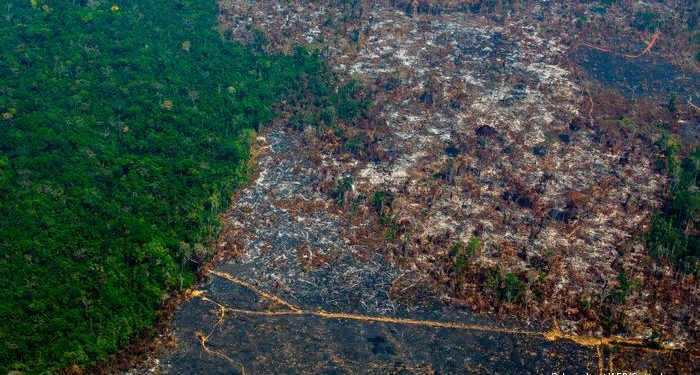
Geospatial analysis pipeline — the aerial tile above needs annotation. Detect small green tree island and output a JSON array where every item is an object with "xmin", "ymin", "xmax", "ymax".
[{"xmin": 0, "ymin": 1, "xmax": 366, "ymax": 372}]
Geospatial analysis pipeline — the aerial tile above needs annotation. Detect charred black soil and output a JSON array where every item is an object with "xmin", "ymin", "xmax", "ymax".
[{"xmin": 126, "ymin": 1, "xmax": 699, "ymax": 374}]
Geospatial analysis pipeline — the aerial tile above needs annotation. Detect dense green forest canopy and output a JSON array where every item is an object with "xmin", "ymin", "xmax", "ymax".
[
  {"xmin": 648, "ymin": 135, "xmax": 700, "ymax": 276},
  {"xmin": 0, "ymin": 1, "xmax": 364, "ymax": 372}
]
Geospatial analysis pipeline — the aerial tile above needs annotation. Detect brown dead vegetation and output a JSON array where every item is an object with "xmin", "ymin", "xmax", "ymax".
[{"xmin": 214, "ymin": 0, "xmax": 699, "ymax": 352}]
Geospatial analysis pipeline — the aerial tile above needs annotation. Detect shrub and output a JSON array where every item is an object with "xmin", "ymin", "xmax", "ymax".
[
  {"xmin": 372, "ymin": 190, "xmax": 393, "ymax": 216},
  {"xmin": 484, "ymin": 267, "xmax": 524, "ymax": 304},
  {"xmin": 452, "ymin": 237, "xmax": 481, "ymax": 277},
  {"xmin": 333, "ymin": 177, "xmax": 354, "ymax": 205},
  {"xmin": 633, "ymin": 11, "xmax": 659, "ymax": 32},
  {"xmin": 647, "ymin": 135, "xmax": 699, "ymax": 276},
  {"xmin": 610, "ymin": 267, "xmax": 637, "ymax": 304}
]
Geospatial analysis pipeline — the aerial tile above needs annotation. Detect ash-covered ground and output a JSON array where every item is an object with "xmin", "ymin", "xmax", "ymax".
[{"xmin": 128, "ymin": 1, "xmax": 699, "ymax": 373}]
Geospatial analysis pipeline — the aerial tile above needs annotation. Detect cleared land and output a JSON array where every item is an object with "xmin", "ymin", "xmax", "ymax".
[{"xmin": 126, "ymin": 2, "xmax": 698, "ymax": 373}]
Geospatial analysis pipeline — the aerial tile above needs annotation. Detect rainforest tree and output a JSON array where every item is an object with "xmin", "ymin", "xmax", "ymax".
[{"xmin": 0, "ymin": 0, "xmax": 363, "ymax": 372}]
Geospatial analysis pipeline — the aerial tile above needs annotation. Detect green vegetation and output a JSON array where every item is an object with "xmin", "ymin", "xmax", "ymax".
[
  {"xmin": 372, "ymin": 190, "xmax": 393, "ymax": 216},
  {"xmin": 615, "ymin": 116, "xmax": 637, "ymax": 133},
  {"xmin": 0, "ymin": 1, "xmax": 359, "ymax": 372},
  {"xmin": 529, "ymin": 272, "xmax": 546, "ymax": 303},
  {"xmin": 341, "ymin": 132, "xmax": 372, "ymax": 158},
  {"xmin": 610, "ymin": 267, "xmax": 638, "ymax": 304},
  {"xmin": 287, "ymin": 78, "xmax": 368, "ymax": 132},
  {"xmin": 667, "ymin": 92, "xmax": 678, "ymax": 114},
  {"xmin": 451, "ymin": 238, "xmax": 480, "ymax": 277},
  {"xmin": 643, "ymin": 328, "xmax": 662, "ymax": 349},
  {"xmin": 590, "ymin": 6, "xmax": 607, "ymax": 15},
  {"xmin": 647, "ymin": 134, "xmax": 699, "ymax": 276},
  {"xmin": 368, "ymin": 190, "xmax": 399, "ymax": 239},
  {"xmin": 339, "ymin": 0, "xmax": 363, "ymax": 22},
  {"xmin": 599, "ymin": 308, "xmax": 625, "ymax": 335},
  {"xmin": 333, "ymin": 177, "xmax": 354, "ymax": 205},
  {"xmin": 483, "ymin": 267, "xmax": 524, "ymax": 304},
  {"xmin": 383, "ymin": 223, "xmax": 399, "ymax": 240},
  {"xmin": 632, "ymin": 10, "xmax": 660, "ymax": 32},
  {"xmin": 452, "ymin": 242, "xmax": 468, "ymax": 275}
]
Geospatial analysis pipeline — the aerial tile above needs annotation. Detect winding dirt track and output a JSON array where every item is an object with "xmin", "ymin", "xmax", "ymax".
[
  {"xmin": 134, "ymin": 127, "xmax": 691, "ymax": 374},
  {"xmin": 191, "ymin": 269, "xmax": 678, "ymax": 375}
]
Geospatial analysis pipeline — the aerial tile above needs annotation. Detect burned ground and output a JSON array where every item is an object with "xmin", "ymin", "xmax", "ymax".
[{"xmin": 127, "ymin": 1, "xmax": 699, "ymax": 373}]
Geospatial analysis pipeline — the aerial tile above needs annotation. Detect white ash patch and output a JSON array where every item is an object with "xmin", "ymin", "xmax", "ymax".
[{"xmin": 211, "ymin": 0, "xmax": 685, "ymax": 347}]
